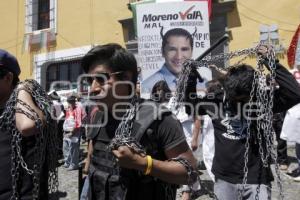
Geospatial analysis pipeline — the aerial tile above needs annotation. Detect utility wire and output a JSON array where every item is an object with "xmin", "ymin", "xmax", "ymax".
[
  {"xmin": 90, "ymin": 0, "xmax": 94, "ymax": 46},
  {"xmin": 239, "ymin": 12, "xmax": 296, "ymax": 33},
  {"xmin": 16, "ymin": 0, "xmax": 20, "ymax": 56},
  {"xmin": 57, "ymin": 33, "xmax": 91, "ymax": 52},
  {"xmin": 238, "ymin": 1, "xmax": 299, "ymax": 27},
  {"xmin": 3, "ymin": 41, "xmax": 24, "ymax": 51},
  {"xmin": 0, "ymin": 37, "xmax": 24, "ymax": 46}
]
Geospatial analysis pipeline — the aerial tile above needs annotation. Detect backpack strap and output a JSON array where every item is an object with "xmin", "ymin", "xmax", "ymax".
[
  {"xmin": 87, "ymin": 111, "xmax": 105, "ymax": 140},
  {"xmin": 132, "ymin": 100, "xmax": 171, "ymax": 142}
]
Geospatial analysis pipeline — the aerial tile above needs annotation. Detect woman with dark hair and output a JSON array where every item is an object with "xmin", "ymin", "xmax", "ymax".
[{"xmin": 151, "ymin": 80, "xmax": 172, "ymax": 103}]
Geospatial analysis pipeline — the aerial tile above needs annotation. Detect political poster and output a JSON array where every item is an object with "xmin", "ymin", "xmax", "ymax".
[{"xmin": 136, "ymin": 1, "xmax": 211, "ymax": 98}]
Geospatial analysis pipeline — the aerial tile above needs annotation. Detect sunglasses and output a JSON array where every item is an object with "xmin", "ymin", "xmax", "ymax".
[{"xmin": 85, "ymin": 71, "xmax": 123, "ymax": 86}]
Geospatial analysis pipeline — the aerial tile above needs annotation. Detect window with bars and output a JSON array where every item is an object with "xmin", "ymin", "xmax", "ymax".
[
  {"xmin": 120, "ymin": 18, "xmax": 136, "ymax": 42},
  {"xmin": 259, "ymin": 24, "xmax": 284, "ymax": 53},
  {"xmin": 25, "ymin": 0, "xmax": 56, "ymax": 33},
  {"xmin": 46, "ymin": 60, "xmax": 84, "ymax": 91},
  {"xmin": 38, "ymin": 0, "xmax": 50, "ymax": 30}
]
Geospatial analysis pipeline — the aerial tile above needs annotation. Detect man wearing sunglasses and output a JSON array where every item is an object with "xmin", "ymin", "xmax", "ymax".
[
  {"xmin": 0, "ymin": 49, "xmax": 58, "ymax": 199},
  {"xmin": 81, "ymin": 44, "xmax": 197, "ymax": 200}
]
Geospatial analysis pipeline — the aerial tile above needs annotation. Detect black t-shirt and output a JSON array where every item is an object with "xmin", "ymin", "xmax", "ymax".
[
  {"xmin": 146, "ymin": 113, "xmax": 186, "ymax": 151},
  {"xmin": 127, "ymin": 113, "xmax": 186, "ymax": 200},
  {"xmin": 91, "ymin": 111, "xmax": 186, "ymax": 152},
  {"xmin": 198, "ymin": 63, "xmax": 300, "ymax": 184},
  {"xmin": 90, "ymin": 110, "xmax": 186, "ymax": 200},
  {"xmin": 211, "ymin": 116, "xmax": 274, "ymax": 184}
]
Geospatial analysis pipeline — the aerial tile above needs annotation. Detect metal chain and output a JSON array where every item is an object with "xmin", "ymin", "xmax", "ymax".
[
  {"xmin": 240, "ymin": 47, "xmax": 284, "ymax": 200},
  {"xmin": 168, "ymin": 157, "xmax": 202, "ymax": 200},
  {"xmin": 175, "ymin": 46, "xmax": 258, "ymax": 103},
  {"xmin": 170, "ymin": 60, "xmax": 193, "ymax": 114},
  {"xmin": 169, "ymin": 157, "xmax": 199, "ymax": 190},
  {"xmin": 176, "ymin": 44, "xmax": 284, "ymax": 200},
  {"xmin": 232, "ymin": 54, "xmax": 252, "ymax": 67},
  {"xmin": 267, "ymin": 49, "xmax": 284, "ymax": 200},
  {"xmin": 239, "ymin": 67, "xmax": 259, "ymax": 200},
  {"xmin": 108, "ymin": 95, "xmax": 146, "ymax": 155},
  {"xmin": 193, "ymin": 47, "xmax": 257, "ymax": 69},
  {"xmin": 0, "ymin": 79, "xmax": 59, "ymax": 200},
  {"xmin": 255, "ymin": 71, "xmax": 271, "ymax": 167},
  {"xmin": 107, "ymin": 96, "xmax": 199, "ymax": 199}
]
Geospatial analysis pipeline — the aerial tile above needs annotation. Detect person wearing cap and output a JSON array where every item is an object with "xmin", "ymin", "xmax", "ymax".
[
  {"xmin": 0, "ymin": 49, "xmax": 58, "ymax": 199},
  {"xmin": 0, "ymin": 50, "xmax": 20, "ymax": 106}
]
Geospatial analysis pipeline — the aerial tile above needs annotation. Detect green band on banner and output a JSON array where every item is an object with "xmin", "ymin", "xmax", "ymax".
[{"xmin": 130, "ymin": 0, "xmax": 156, "ymax": 37}]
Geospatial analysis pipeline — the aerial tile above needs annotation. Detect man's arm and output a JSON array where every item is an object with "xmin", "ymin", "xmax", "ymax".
[
  {"xmin": 265, "ymin": 61, "xmax": 300, "ymax": 113},
  {"xmin": 16, "ymin": 89, "xmax": 45, "ymax": 137},
  {"xmin": 191, "ymin": 116, "xmax": 201, "ymax": 151},
  {"xmin": 258, "ymin": 45, "xmax": 300, "ymax": 112},
  {"xmin": 151, "ymin": 141, "xmax": 197, "ymax": 184},
  {"xmin": 83, "ymin": 140, "xmax": 93, "ymax": 175},
  {"xmin": 112, "ymin": 114, "xmax": 197, "ymax": 185},
  {"xmin": 112, "ymin": 141, "xmax": 196, "ymax": 185}
]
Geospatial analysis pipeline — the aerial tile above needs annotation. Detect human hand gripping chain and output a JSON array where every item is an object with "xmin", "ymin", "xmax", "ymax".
[
  {"xmin": 178, "ymin": 42, "xmax": 284, "ymax": 200},
  {"xmin": 108, "ymin": 96, "xmax": 199, "ymax": 189}
]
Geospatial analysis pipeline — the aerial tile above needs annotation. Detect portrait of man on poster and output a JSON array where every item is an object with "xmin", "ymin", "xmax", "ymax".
[{"xmin": 142, "ymin": 28, "xmax": 208, "ymax": 97}]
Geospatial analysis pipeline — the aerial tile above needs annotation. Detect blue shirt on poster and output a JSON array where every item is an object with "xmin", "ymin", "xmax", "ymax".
[
  {"xmin": 141, "ymin": 64, "xmax": 207, "ymax": 97},
  {"xmin": 141, "ymin": 64, "xmax": 178, "ymax": 94}
]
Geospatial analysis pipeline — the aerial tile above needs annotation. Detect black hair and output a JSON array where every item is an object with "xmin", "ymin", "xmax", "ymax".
[
  {"xmin": 81, "ymin": 43, "xmax": 138, "ymax": 85},
  {"xmin": 206, "ymin": 79, "xmax": 224, "ymax": 101},
  {"xmin": 151, "ymin": 80, "xmax": 172, "ymax": 103},
  {"xmin": 206, "ymin": 79, "xmax": 223, "ymax": 93},
  {"xmin": 161, "ymin": 28, "xmax": 193, "ymax": 55},
  {"xmin": 223, "ymin": 64, "xmax": 255, "ymax": 102},
  {"xmin": 0, "ymin": 67, "xmax": 19, "ymax": 87},
  {"xmin": 67, "ymin": 95, "xmax": 76, "ymax": 103}
]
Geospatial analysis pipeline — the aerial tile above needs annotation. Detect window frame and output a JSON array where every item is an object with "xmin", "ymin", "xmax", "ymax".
[
  {"xmin": 25, "ymin": 0, "xmax": 57, "ymax": 33},
  {"xmin": 46, "ymin": 59, "xmax": 84, "ymax": 91}
]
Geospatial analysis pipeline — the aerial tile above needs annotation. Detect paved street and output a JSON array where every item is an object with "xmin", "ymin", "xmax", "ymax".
[
  {"xmin": 185, "ymin": 146, "xmax": 300, "ymax": 200},
  {"xmin": 57, "ymin": 145, "xmax": 300, "ymax": 200},
  {"xmin": 56, "ymin": 166, "xmax": 79, "ymax": 200}
]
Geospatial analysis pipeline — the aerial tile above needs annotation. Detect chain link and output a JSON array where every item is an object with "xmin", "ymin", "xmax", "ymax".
[
  {"xmin": 239, "ymin": 46, "xmax": 283, "ymax": 200},
  {"xmin": 107, "ymin": 95, "xmax": 201, "ymax": 199},
  {"xmin": 0, "ymin": 79, "xmax": 59, "ymax": 200},
  {"xmin": 168, "ymin": 157, "xmax": 201, "ymax": 200},
  {"xmin": 238, "ymin": 66, "xmax": 258, "ymax": 200},
  {"xmin": 193, "ymin": 47, "xmax": 257, "ymax": 69},
  {"xmin": 172, "ymin": 60, "xmax": 193, "ymax": 110},
  {"xmin": 108, "ymin": 95, "xmax": 147, "ymax": 155},
  {"xmin": 176, "ymin": 44, "xmax": 284, "ymax": 199}
]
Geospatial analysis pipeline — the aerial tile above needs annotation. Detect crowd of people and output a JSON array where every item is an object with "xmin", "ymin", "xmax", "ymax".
[{"xmin": 0, "ymin": 39, "xmax": 300, "ymax": 200}]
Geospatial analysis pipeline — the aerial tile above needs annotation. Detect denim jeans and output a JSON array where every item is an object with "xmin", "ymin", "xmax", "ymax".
[
  {"xmin": 80, "ymin": 176, "xmax": 91, "ymax": 200},
  {"xmin": 63, "ymin": 134, "xmax": 80, "ymax": 168},
  {"xmin": 214, "ymin": 179, "xmax": 271, "ymax": 200}
]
